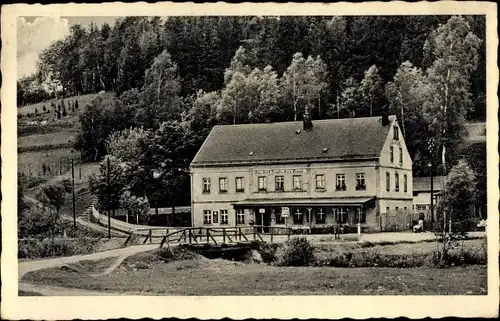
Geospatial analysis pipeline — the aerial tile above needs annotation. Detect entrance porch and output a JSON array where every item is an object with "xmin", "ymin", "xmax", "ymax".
[{"xmin": 232, "ymin": 197, "xmax": 376, "ymax": 234}]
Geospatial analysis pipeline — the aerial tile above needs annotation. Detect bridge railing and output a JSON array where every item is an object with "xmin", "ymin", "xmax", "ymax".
[{"xmin": 124, "ymin": 225, "xmax": 297, "ymax": 247}]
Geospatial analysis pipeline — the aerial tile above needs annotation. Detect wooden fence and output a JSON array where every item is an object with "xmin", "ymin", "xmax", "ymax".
[
  {"xmin": 19, "ymin": 157, "xmax": 83, "ymax": 179},
  {"xmin": 377, "ymin": 210, "xmax": 431, "ymax": 232}
]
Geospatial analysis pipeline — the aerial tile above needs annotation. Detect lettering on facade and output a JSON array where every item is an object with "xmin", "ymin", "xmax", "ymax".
[{"xmin": 254, "ymin": 169, "xmax": 306, "ymax": 175}]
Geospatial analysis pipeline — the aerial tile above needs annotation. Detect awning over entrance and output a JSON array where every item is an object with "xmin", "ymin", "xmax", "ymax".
[{"xmin": 232, "ymin": 197, "xmax": 375, "ymax": 207}]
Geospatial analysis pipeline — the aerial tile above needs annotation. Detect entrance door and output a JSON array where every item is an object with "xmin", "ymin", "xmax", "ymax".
[
  {"xmin": 255, "ymin": 208, "xmax": 270, "ymax": 233},
  {"xmin": 262, "ymin": 210, "xmax": 270, "ymax": 233}
]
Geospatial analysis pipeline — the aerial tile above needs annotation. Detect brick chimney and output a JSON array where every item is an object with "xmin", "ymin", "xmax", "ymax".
[{"xmin": 303, "ymin": 106, "xmax": 313, "ymax": 131}]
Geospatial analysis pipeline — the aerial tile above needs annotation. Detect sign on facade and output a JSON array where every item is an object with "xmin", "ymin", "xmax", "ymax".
[
  {"xmin": 281, "ymin": 207, "xmax": 290, "ymax": 217},
  {"xmin": 259, "ymin": 208, "xmax": 266, "ymax": 214}
]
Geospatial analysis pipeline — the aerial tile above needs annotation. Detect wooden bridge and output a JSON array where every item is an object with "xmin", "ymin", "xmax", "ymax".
[{"xmin": 124, "ymin": 225, "xmax": 294, "ymax": 249}]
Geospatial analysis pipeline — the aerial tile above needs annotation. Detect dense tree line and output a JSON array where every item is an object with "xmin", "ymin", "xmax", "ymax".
[
  {"xmin": 20, "ymin": 15, "xmax": 486, "ymax": 122},
  {"xmin": 23, "ymin": 15, "xmax": 486, "ymax": 214}
]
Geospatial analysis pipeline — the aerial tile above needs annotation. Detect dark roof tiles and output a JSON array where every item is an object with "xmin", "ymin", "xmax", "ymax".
[{"xmin": 191, "ymin": 116, "xmax": 396, "ymax": 166}]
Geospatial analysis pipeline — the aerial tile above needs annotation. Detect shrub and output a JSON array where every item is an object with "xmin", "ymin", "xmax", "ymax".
[
  {"xmin": 313, "ymin": 251, "xmax": 351, "ymax": 267},
  {"xmin": 18, "ymin": 238, "xmax": 101, "ymax": 259},
  {"xmin": 274, "ymin": 237, "xmax": 315, "ymax": 266},
  {"xmin": 258, "ymin": 243, "xmax": 281, "ymax": 263}
]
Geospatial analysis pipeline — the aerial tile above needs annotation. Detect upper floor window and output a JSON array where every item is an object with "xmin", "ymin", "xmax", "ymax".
[
  {"xmin": 293, "ymin": 175, "xmax": 302, "ymax": 190},
  {"xmin": 399, "ymin": 146, "xmax": 403, "ymax": 166},
  {"xmin": 236, "ymin": 209, "xmax": 245, "ymax": 225},
  {"xmin": 395, "ymin": 172, "xmax": 400, "ymax": 192},
  {"xmin": 220, "ymin": 209, "xmax": 228, "ymax": 225},
  {"xmin": 203, "ymin": 210, "xmax": 212, "ymax": 224},
  {"xmin": 275, "ymin": 176, "xmax": 284, "ymax": 191},
  {"xmin": 386, "ymin": 172, "xmax": 390, "ymax": 192},
  {"xmin": 404, "ymin": 174, "xmax": 408, "ymax": 193},
  {"xmin": 390, "ymin": 146, "xmax": 394, "ymax": 163},
  {"xmin": 393, "ymin": 125, "xmax": 399, "ymax": 140},
  {"xmin": 219, "ymin": 177, "xmax": 227, "ymax": 193},
  {"xmin": 336, "ymin": 174, "xmax": 346, "ymax": 191},
  {"xmin": 235, "ymin": 177, "xmax": 244, "ymax": 192},
  {"xmin": 316, "ymin": 174, "xmax": 325, "ymax": 190},
  {"xmin": 258, "ymin": 176, "xmax": 267, "ymax": 191},
  {"xmin": 356, "ymin": 173, "xmax": 366, "ymax": 191},
  {"xmin": 202, "ymin": 178, "xmax": 211, "ymax": 193}
]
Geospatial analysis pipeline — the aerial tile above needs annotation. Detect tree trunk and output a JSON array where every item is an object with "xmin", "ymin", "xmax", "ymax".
[
  {"xmin": 318, "ymin": 95, "xmax": 321, "ymax": 119},
  {"xmin": 369, "ymin": 96, "xmax": 373, "ymax": 117},
  {"xmin": 442, "ymin": 67, "xmax": 451, "ymax": 174},
  {"xmin": 399, "ymin": 93, "xmax": 406, "ymax": 137},
  {"xmin": 126, "ymin": 210, "xmax": 129, "ymax": 223}
]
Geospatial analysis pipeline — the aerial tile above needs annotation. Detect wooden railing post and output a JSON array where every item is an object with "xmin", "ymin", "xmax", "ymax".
[
  {"xmin": 207, "ymin": 228, "xmax": 210, "ymax": 243},
  {"xmin": 189, "ymin": 229, "xmax": 192, "ymax": 244},
  {"xmin": 270, "ymin": 226, "xmax": 274, "ymax": 243},
  {"xmin": 287, "ymin": 227, "xmax": 291, "ymax": 240},
  {"xmin": 223, "ymin": 228, "xmax": 226, "ymax": 244},
  {"xmin": 149, "ymin": 229, "xmax": 152, "ymax": 243},
  {"xmin": 253, "ymin": 226, "xmax": 256, "ymax": 241}
]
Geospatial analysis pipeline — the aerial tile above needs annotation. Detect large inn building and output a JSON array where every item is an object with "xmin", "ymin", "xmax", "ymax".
[{"xmin": 190, "ymin": 113, "xmax": 413, "ymax": 232}]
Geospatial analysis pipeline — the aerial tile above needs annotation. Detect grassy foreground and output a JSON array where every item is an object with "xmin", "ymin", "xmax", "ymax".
[{"xmin": 23, "ymin": 256, "xmax": 487, "ymax": 295}]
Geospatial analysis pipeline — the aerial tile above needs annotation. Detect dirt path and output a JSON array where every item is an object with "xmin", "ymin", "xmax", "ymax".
[
  {"xmin": 19, "ymin": 244, "xmax": 158, "ymax": 279},
  {"xmin": 18, "ymin": 282, "xmax": 130, "ymax": 296}
]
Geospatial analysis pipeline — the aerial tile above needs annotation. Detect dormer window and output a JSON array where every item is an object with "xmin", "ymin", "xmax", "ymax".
[
  {"xmin": 248, "ymin": 151, "xmax": 254, "ymax": 156},
  {"xmin": 322, "ymin": 147, "xmax": 329, "ymax": 153},
  {"xmin": 393, "ymin": 125, "xmax": 399, "ymax": 140}
]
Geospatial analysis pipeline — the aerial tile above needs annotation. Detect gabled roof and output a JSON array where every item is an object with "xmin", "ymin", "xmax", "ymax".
[
  {"xmin": 413, "ymin": 176, "xmax": 447, "ymax": 192},
  {"xmin": 191, "ymin": 116, "xmax": 396, "ymax": 166}
]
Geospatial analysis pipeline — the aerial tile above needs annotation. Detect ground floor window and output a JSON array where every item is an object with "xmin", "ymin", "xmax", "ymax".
[
  {"xmin": 220, "ymin": 209, "xmax": 228, "ymax": 224},
  {"xmin": 275, "ymin": 209, "xmax": 285, "ymax": 224},
  {"xmin": 356, "ymin": 208, "xmax": 366, "ymax": 223},
  {"xmin": 335, "ymin": 208, "xmax": 348, "ymax": 223},
  {"xmin": 293, "ymin": 208, "xmax": 303, "ymax": 224},
  {"xmin": 315, "ymin": 208, "xmax": 326, "ymax": 224},
  {"xmin": 203, "ymin": 210, "xmax": 212, "ymax": 224},
  {"xmin": 212, "ymin": 211, "xmax": 219, "ymax": 224},
  {"xmin": 236, "ymin": 209, "xmax": 245, "ymax": 225}
]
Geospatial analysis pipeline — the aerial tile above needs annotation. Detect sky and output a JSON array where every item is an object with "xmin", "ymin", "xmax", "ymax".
[{"xmin": 17, "ymin": 16, "xmax": 118, "ymax": 80}]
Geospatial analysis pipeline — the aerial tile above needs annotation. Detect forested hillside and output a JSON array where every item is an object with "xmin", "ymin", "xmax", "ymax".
[{"xmin": 18, "ymin": 15, "xmax": 486, "ymax": 211}]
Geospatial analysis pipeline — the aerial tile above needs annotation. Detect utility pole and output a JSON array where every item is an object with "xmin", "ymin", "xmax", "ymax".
[
  {"xmin": 71, "ymin": 159, "xmax": 76, "ymax": 229},
  {"xmin": 430, "ymin": 163, "xmax": 434, "ymax": 229},
  {"xmin": 107, "ymin": 156, "xmax": 111, "ymax": 240},
  {"xmin": 428, "ymin": 137, "xmax": 435, "ymax": 231}
]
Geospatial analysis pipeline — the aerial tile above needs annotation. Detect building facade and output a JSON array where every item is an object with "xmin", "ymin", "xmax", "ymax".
[
  {"xmin": 412, "ymin": 176, "xmax": 446, "ymax": 221},
  {"xmin": 190, "ymin": 114, "xmax": 413, "ymax": 232}
]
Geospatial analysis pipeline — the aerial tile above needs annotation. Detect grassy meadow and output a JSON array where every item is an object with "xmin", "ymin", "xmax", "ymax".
[
  {"xmin": 17, "ymin": 92, "xmax": 113, "ymax": 117},
  {"xmin": 17, "ymin": 93, "xmax": 112, "ymax": 179},
  {"xmin": 22, "ymin": 241, "xmax": 488, "ymax": 295}
]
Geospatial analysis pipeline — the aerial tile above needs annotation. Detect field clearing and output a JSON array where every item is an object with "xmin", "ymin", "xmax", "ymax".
[
  {"xmin": 18, "ymin": 128, "xmax": 78, "ymax": 149},
  {"xmin": 18, "ymin": 148, "xmax": 78, "ymax": 175},
  {"xmin": 22, "ymin": 257, "xmax": 487, "ymax": 295},
  {"xmin": 18, "ymin": 92, "xmax": 114, "ymax": 116}
]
